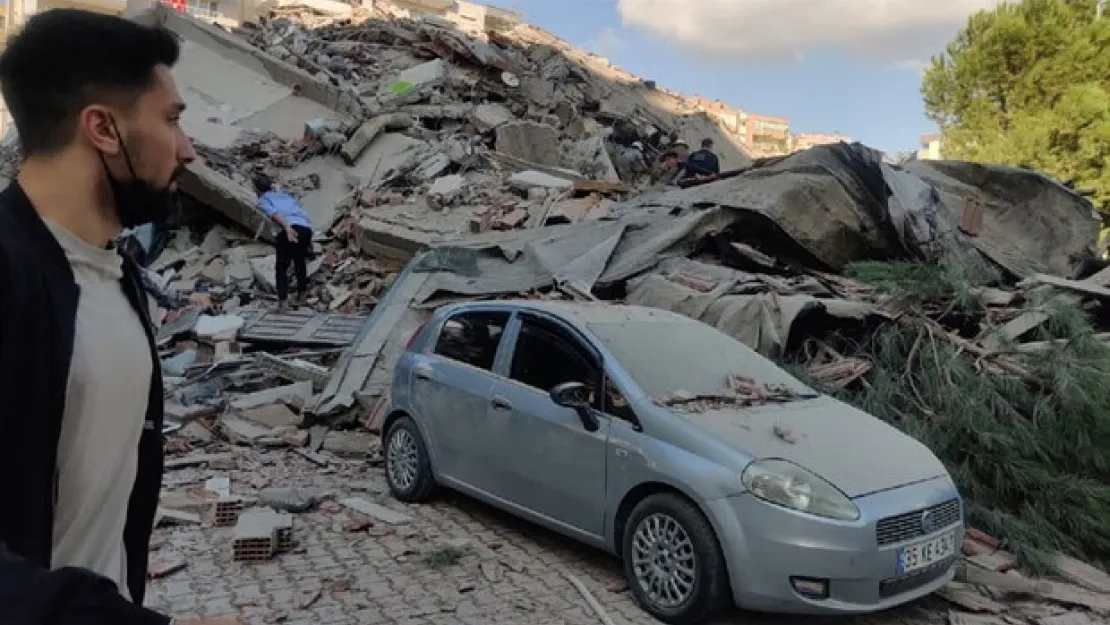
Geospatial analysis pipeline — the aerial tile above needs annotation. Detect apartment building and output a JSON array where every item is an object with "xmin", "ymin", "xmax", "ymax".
[
  {"xmin": 918, "ymin": 133, "xmax": 943, "ymax": 160},
  {"xmin": 0, "ymin": 0, "xmax": 264, "ymax": 39},
  {"xmin": 373, "ymin": 0, "xmax": 522, "ymax": 33},
  {"xmin": 792, "ymin": 131, "xmax": 850, "ymax": 152},
  {"xmin": 745, "ymin": 112, "xmax": 790, "ymax": 155}
]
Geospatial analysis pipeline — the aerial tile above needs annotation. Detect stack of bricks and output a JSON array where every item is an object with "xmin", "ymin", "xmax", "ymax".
[
  {"xmin": 212, "ymin": 498, "xmax": 245, "ymax": 527},
  {"xmin": 231, "ymin": 507, "xmax": 295, "ymax": 563}
]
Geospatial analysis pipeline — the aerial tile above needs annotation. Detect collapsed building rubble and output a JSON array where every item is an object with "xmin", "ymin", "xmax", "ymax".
[{"xmin": 0, "ymin": 3, "xmax": 1106, "ymax": 623}]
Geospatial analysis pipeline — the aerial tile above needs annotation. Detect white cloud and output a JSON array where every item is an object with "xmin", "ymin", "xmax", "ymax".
[
  {"xmin": 896, "ymin": 59, "xmax": 930, "ymax": 76},
  {"xmin": 616, "ymin": 0, "xmax": 1002, "ymax": 64},
  {"xmin": 586, "ymin": 27, "xmax": 623, "ymax": 57}
]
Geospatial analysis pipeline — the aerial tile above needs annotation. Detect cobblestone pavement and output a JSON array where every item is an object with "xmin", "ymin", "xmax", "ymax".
[{"xmin": 147, "ymin": 449, "xmax": 947, "ymax": 625}]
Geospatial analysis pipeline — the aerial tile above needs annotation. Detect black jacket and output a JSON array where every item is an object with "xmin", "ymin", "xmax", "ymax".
[
  {"xmin": 684, "ymin": 149, "xmax": 720, "ymax": 176},
  {"xmin": 0, "ymin": 182, "xmax": 170, "ymax": 625}
]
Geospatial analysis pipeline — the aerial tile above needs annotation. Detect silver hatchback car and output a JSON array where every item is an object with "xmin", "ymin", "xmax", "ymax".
[{"xmin": 382, "ymin": 300, "xmax": 964, "ymax": 624}]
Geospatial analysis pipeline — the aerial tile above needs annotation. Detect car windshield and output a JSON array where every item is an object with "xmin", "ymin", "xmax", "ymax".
[{"xmin": 587, "ymin": 318, "xmax": 816, "ymax": 402}]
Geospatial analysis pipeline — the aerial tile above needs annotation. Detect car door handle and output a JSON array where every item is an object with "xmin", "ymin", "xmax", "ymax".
[
  {"xmin": 490, "ymin": 395, "xmax": 513, "ymax": 410},
  {"xmin": 413, "ymin": 365, "xmax": 432, "ymax": 380}
]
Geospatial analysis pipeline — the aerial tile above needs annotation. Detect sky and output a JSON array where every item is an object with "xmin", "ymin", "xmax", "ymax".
[{"xmin": 481, "ymin": 0, "xmax": 1003, "ymax": 153}]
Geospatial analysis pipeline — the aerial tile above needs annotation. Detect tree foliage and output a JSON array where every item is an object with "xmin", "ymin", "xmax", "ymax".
[
  {"xmin": 810, "ymin": 261, "xmax": 1110, "ymax": 571},
  {"xmin": 922, "ymin": 0, "xmax": 1110, "ymax": 208}
]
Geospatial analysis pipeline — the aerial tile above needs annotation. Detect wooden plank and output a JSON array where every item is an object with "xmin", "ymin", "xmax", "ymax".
[
  {"xmin": 238, "ymin": 310, "xmax": 367, "ymax": 347},
  {"xmin": 1037, "ymin": 612, "xmax": 1104, "ymax": 625},
  {"xmin": 1053, "ymin": 554, "xmax": 1110, "ymax": 594},
  {"xmin": 572, "ymin": 179, "xmax": 630, "ymax": 194},
  {"xmin": 948, "ymin": 610, "xmax": 1007, "ymax": 625}
]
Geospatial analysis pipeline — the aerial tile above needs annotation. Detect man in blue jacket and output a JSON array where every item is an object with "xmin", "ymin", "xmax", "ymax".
[
  {"xmin": 0, "ymin": 9, "xmax": 236, "ymax": 625},
  {"xmin": 253, "ymin": 174, "xmax": 314, "ymax": 311}
]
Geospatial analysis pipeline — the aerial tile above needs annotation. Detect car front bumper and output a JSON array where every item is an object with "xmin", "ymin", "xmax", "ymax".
[{"xmin": 707, "ymin": 475, "xmax": 963, "ymax": 615}]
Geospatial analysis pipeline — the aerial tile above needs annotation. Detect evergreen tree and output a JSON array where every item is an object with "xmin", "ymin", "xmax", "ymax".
[{"xmin": 922, "ymin": 0, "xmax": 1110, "ymax": 207}]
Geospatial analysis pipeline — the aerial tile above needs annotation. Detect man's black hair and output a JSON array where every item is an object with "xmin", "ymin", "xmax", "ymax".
[
  {"xmin": 0, "ymin": 9, "xmax": 180, "ymax": 156},
  {"xmin": 663, "ymin": 151, "xmax": 678, "ymax": 160},
  {"xmin": 701, "ymin": 138, "xmax": 714, "ymax": 148},
  {"xmin": 252, "ymin": 174, "xmax": 274, "ymax": 195}
]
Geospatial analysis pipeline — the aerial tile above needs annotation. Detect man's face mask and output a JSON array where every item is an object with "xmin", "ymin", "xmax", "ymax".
[{"xmin": 100, "ymin": 117, "xmax": 181, "ymax": 229}]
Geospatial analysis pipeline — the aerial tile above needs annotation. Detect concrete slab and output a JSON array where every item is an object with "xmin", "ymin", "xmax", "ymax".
[
  {"xmin": 283, "ymin": 134, "xmax": 427, "ymax": 227},
  {"xmin": 175, "ymin": 39, "xmax": 292, "ymax": 136},
  {"xmin": 237, "ymin": 95, "xmax": 349, "ymax": 142}
]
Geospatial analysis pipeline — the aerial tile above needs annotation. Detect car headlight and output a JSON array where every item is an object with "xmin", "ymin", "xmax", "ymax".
[{"xmin": 741, "ymin": 459, "xmax": 860, "ymax": 521}]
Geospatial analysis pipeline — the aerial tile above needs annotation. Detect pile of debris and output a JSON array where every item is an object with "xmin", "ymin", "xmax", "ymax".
[
  {"xmin": 134, "ymin": 0, "xmax": 749, "ymax": 257},
  {"xmin": 7, "ymin": 4, "xmax": 1110, "ymax": 622}
]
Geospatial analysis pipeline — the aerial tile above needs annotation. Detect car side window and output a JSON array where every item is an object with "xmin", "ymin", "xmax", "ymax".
[
  {"xmin": 509, "ymin": 317, "xmax": 603, "ymax": 411},
  {"xmin": 432, "ymin": 311, "xmax": 509, "ymax": 371},
  {"xmin": 603, "ymin": 376, "xmax": 638, "ymax": 424}
]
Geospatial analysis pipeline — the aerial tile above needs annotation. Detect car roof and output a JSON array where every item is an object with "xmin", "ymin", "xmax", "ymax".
[{"xmin": 448, "ymin": 299, "xmax": 694, "ymax": 326}]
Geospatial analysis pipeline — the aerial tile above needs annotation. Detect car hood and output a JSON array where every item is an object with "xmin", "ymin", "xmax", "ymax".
[{"xmin": 677, "ymin": 396, "xmax": 948, "ymax": 498}]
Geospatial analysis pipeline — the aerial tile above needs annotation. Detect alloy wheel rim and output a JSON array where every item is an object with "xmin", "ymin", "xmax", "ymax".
[
  {"xmin": 631, "ymin": 512, "xmax": 697, "ymax": 609},
  {"xmin": 386, "ymin": 428, "xmax": 419, "ymax": 491}
]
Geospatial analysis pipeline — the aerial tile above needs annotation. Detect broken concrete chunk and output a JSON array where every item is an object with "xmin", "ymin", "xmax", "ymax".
[
  {"xmin": 258, "ymin": 487, "xmax": 318, "ymax": 513},
  {"xmin": 194, "ymin": 314, "xmax": 245, "ymax": 339},
  {"xmin": 427, "ymin": 174, "xmax": 465, "ymax": 202},
  {"xmin": 230, "ymin": 381, "xmax": 314, "ymax": 411},
  {"xmin": 508, "ymin": 170, "xmax": 574, "ymax": 192},
  {"xmin": 238, "ymin": 403, "xmax": 301, "ymax": 429},
  {"xmin": 495, "ymin": 120, "xmax": 561, "ymax": 167},
  {"xmin": 321, "ymin": 430, "xmax": 375, "ymax": 458},
  {"xmin": 339, "ymin": 497, "xmax": 412, "ymax": 524},
  {"xmin": 156, "ymin": 508, "xmax": 202, "ymax": 527},
  {"xmin": 204, "ymin": 476, "xmax": 232, "ymax": 498},
  {"xmin": 219, "ymin": 416, "xmax": 274, "ymax": 445},
  {"xmin": 161, "ymin": 349, "xmax": 197, "ymax": 377},
  {"xmin": 471, "ymin": 102, "xmax": 514, "ymax": 131},
  {"xmin": 339, "ymin": 112, "xmax": 413, "ymax": 166}
]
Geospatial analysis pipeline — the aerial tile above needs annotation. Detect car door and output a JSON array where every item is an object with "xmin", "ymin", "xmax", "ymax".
[
  {"xmin": 409, "ymin": 309, "xmax": 509, "ymax": 485},
  {"xmin": 482, "ymin": 312, "xmax": 610, "ymax": 537}
]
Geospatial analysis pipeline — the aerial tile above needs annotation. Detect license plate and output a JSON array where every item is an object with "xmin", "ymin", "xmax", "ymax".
[{"xmin": 897, "ymin": 531, "xmax": 956, "ymax": 574}]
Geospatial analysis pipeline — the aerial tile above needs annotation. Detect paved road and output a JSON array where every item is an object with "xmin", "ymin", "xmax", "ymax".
[{"xmin": 147, "ymin": 449, "xmax": 947, "ymax": 625}]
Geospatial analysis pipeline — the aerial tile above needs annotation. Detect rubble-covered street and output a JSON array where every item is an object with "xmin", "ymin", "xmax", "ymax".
[
  {"xmin": 4, "ymin": 1, "xmax": 1110, "ymax": 624},
  {"xmin": 145, "ymin": 441, "xmax": 957, "ymax": 625}
]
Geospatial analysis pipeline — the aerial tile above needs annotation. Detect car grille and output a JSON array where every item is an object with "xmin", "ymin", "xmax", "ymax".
[
  {"xmin": 879, "ymin": 557, "xmax": 956, "ymax": 598},
  {"xmin": 875, "ymin": 499, "xmax": 962, "ymax": 546}
]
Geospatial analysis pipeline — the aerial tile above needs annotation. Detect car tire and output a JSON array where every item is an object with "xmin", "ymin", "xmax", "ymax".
[
  {"xmin": 622, "ymin": 493, "xmax": 729, "ymax": 625},
  {"xmin": 383, "ymin": 415, "xmax": 438, "ymax": 503}
]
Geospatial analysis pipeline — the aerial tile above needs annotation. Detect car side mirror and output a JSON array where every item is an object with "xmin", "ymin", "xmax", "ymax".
[
  {"xmin": 549, "ymin": 381, "xmax": 600, "ymax": 432},
  {"xmin": 550, "ymin": 381, "xmax": 589, "ymax": 408}
]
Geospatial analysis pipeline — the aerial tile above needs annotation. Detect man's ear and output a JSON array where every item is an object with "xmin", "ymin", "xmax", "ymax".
[{"xmin": 78, "ymin": 105, "xmax": 121, "ymax": 155}]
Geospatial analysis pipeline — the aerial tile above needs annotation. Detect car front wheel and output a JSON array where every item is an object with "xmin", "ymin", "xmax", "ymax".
[
  {"xmin": 622, "ymin": 493, "xmax": 729, "ymax": 625},
  {"xmin": 383, "ymin": 415, "xmax": 437, "ymax": 502}
]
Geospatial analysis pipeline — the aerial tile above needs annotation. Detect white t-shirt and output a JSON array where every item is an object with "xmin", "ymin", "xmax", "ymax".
[{"xmin": 45, "ymin": 220, "xmax": 153, "ymax": 600}]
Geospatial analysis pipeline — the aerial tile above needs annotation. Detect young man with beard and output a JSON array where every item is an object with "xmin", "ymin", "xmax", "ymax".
[{"xmin": 0, "ymin": 9, "xmax": 237, "ymax": 625}]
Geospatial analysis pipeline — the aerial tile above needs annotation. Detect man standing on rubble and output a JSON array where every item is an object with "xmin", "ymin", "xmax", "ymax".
[
  {"xmin": 653, "ymin": 150, "xmax": 685, "ymax": 186},
  {"xmin": 682, "ymin": 137, "xmax": 721, "ymax": 180},
  {"xmin": 615, "ymin": 140, "xmax": 648, "ymax": 184},
  {"xmin": 0, "ymin": 9, "xmax": 235, "ymax": 625},
  {"xmin": 253, "ymin": 174, "xmax": 314, "ymax": 311}
]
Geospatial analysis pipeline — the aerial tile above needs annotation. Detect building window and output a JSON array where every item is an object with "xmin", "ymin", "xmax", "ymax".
[{"xmin": 185, "ymin": 0, "xmax": 219, "ymax": 19}]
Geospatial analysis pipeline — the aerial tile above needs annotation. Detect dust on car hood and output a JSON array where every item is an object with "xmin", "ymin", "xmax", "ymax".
[{"xmin": 677, "ymin": 395, "xmax": 948, "ymax": 498}]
